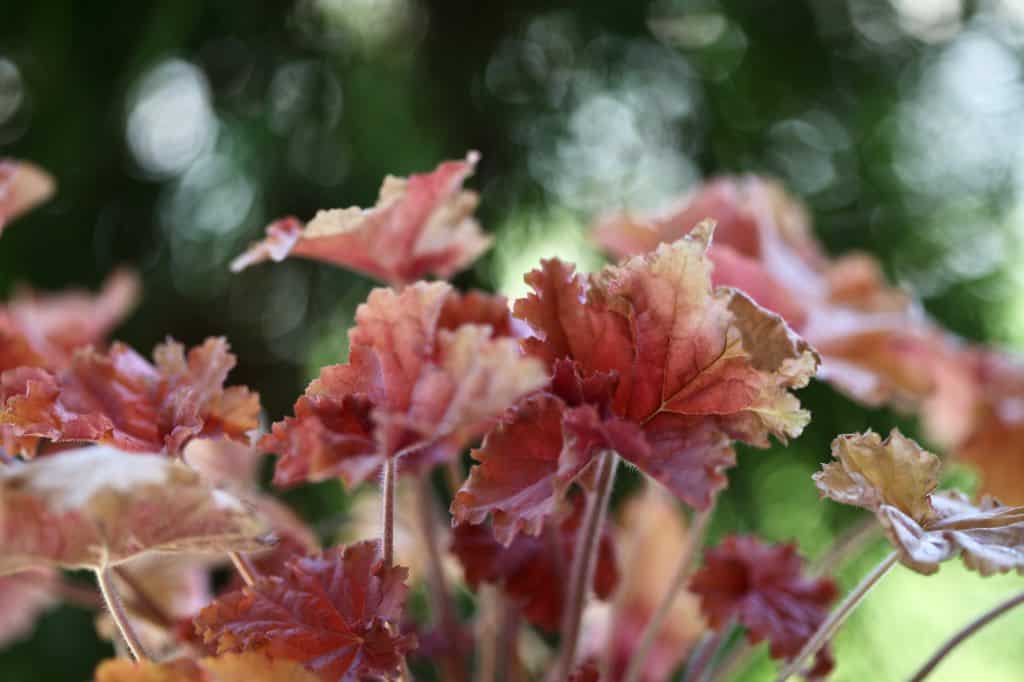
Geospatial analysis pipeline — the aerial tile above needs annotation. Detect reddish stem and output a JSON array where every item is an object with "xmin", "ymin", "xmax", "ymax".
[
  {"xmin": 382, "ymin": 456, "xmax": 397, "ymax": 567},
  {"xmin": 229, "ymin": 551, "xmax": 259, "ymax": 586},
  {"xmin": 553, "ymin": 450, "xmax": 618, "ymax": 680}
]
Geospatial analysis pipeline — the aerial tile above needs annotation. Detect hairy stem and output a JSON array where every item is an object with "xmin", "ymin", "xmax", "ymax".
[
  {"xmin": 811, "ymin": 516, "xmax": 882, "ymax": 577},
  {"xmin": 229, "ymin": 551, "xmax": 258, "ymax": 586},
  {"xmin": 705, "ymin": 641, "xmax": 753, "ymax": 682},
  {"xmin": 498, "ymin": 599, "xmax": 523, "ymax": 682},
  {"xmin": 382, "ymin": 456, "xmax": 397, "ymax": 567},
  {"xmin": 909, "ymin": 589, "xmax": 1024, "ymax": 682},
  {"xmin": 683, "ymin": 629, "xmax": 726, "ymax": 682},
  {"xmin": 622, "ymin": 505, "xmax": 714, "ymax": 682},
  {"xmin": 776, "ymin": 551, "xmax": 898, "ymax": 681},
  {"xmin": 414, "ymin": 475, "xmax": 466, "ymax": 682},
  {"xmin": 95, "ymin": 567, "xmax": 150, "ymax": 661},
  {"xmin": 554, "ymin": 450, "xmax": 619, "ymax": 680},
  {"xmin": 113, "ymin": 567, "xmax": 174, "ymax": 628}
]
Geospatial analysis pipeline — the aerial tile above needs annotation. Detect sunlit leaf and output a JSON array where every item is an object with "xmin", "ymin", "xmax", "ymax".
[
  {"xmin": 0, "ymin": 337, "xmax": 259, "ymax": 456},
  {"xmin": 0, "ymin": 446, "xmax": 272, "ymax": 574},
  {"xmin": 231, "ymin": 153, "xmax": 490, "ymax": 286}
]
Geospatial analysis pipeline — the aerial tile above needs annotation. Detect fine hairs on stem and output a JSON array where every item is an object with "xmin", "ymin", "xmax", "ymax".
[
  {"xmin": 776, "ymin": 551, "xmax": 898, "ymax": 681},
  {"xmin": 553, "ymin": 450, "xmax": 619, "ymax": 681},
  {"xmin": 622, "ymin": 505, "xmax": 714, "ymax": 682},
  {"xmin": 95, "ymin": 567, "xmax": 150, "ymax": 662},
  {"xmin": 381, "ymin": 456, "xmax": 397, "ymax": 568},
  {"xmin": 909, "ymin": 589, "xmax": 1024, "ymax": 682},
  {"xmin": 228, "ymin": 551, "xmax": 258, "ymax": 586}
]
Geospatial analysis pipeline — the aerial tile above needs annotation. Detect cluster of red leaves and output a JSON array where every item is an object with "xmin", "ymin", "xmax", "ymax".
[
  {"xmin": 691, "ymin": 535, "xmax": 837, "ymax": 678},
  {"xmin": 454, "ymin": 221, "xmax": 818, "ymax": 544},
  {"xmin": 231, "ymin": 153, "xmax": 490, "ymax": 286},
  {"xmin": 594, "ymin": 175, "xmax": 1024, "ymax": 506},
  {"xmin": 263, "ymin": 282, "xmax": 545, "ymax": 488},
  {"xmin": 450, "ymin": 497, "xmax": 618, "ymax": 631},
  {"xmin": 195, "ymin": 540, "xmax": 415, "ymax": 681},
  {"xmin": 0, "ymin": 337, "xmax": 259, "ymax": 457}
]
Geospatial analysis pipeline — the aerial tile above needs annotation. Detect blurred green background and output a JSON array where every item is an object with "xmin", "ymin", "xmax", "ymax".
[{"xmin": 2, "ymin": 0, "xmax": 1023, "ymax": 680}]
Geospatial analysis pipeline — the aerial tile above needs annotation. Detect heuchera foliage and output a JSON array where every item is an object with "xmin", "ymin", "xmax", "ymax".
[{"xmin": 2, "ymin": 152, "xmax": 1024, "ymax": 682}]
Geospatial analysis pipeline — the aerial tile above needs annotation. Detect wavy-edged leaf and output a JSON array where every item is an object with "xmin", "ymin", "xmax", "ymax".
[
  {"xmin": 816, "ymin": 430, "xmax": 1024, "ymax": 575},
  {"xmin": 0, "ymin": 446, "xmax": 272, "ymax": 574},
  {"xmin": 0, "ymin": 337, "xmax": 259, "ymax": 456},
  {"xmin": 457, "ymin": 223, "xmax": 817, "ymax": 542},
  {"xmin": 265, "ymin": 283, "xmax": 545, "ymax": 488},
  {"xmin": 450, "ymin": 498, "xmax": 618, "ymax": 631},
  {"xmin": 195, "ymin": 540, "xmax": 415, "ymax": 681},
  {"xmin": 690, "ymin": 535, "xmax": 837, "ymax": 671},
  {"xmin": 0, "ymin": 159, "xmax": 54, "ymax": 233},
  {"xmin": 231, "ymin": 153, "xmax": 490, "ymax": 286}
]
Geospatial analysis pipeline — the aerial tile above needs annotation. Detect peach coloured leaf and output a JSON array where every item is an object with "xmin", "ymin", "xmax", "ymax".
[
  {"xmin": 690, "ymin": 535, "xmax": 837, "ymax": 667},
  {"xmin": 195, "ymin": 540, "xmax": 416, "ymax": 681},
  {"xmin": 451, "ymin": 499, "xmax": 618, "ymax": 632},
  {"xmin": 814, "ymin": 429, "xmax": 940, "ymax": 525},
  {"xmin": 0, "ymin": 446, "xmax": 272, "ymax": 574},
  {"xmin": 487, "ymin": 222, "xmax": 817, "ymax": 523},
  {"xmin": 231, "ymin": 153, "xmax": 490, "ymax": 286},
  {"xmin": 0, "ymin": 337, "xmax": 259, "ymax": 456},
  {"xmin": 265, "ymin": 283, "xmax": 545, "ymax": 488},
  {"xmin": 94, "ymin": 653, "xmax": 320, "ymax": 682},
  {"xmin": 0, "ymin": 568, "xmax": 57, "ymax": 646},
  {"xmin": 0, "ymin": 269, "xmax": 140, "ymax": 374},
  {"xmin": 816, "ymin": 430, "xmax": 1024, "ymax": 575},
  {"xmin": 0, "ymin": 159, "xmax": 54, "ymax": 233}
]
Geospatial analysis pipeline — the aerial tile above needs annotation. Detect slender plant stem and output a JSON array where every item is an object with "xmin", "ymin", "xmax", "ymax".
[
  {"xmin": 477, "ymin": 586, "xmax": 500, "ymax": 682},
  {"xmin": 622, "ymin": 505, "xmax": 714, "ymax": 682},
  {"xmin": 95, "ymin": 567, "xmax": 150, "ymax": 661},
  {"xmin": 776, "ymin": 551, "xmax": 898, "ymax": 681},
  {"xmin": 909, "ymin": 589, "xmax": 1024, "ymax": 682},
  {"xmin": 553, "ymin": 450, "xmax": 619, "ymax": 681},
  {"xmin": 113, "ymin": 567, "xmax": 174, "ymax": 627},
  {"xmin": 414, "ymin": 475, "xmax": 466, "ymax": 682},
  {"xmin": 706, "ymin": 641, "xmax": 754, "ymax": 682},
  {"xmin": 684, "ymin": 629, "xmax": 727, "ymax": 682},
  {"xmin": 498, "ymin": 599, "xmax": 523, "ymax": 682},
  {"xmin": 811, "ymin": 516, "xmax": 882, "ymax": 577},
  {"xmin": 229, "ymin": 551, "xmax": 258, "ymax": 586},
  {"xmin": 445, "ymin": 459, "xmax": 465, "ymax": 497},
  {"xmin": 382, "ymin": 456, "xmax": 397, "ymax": 567}
]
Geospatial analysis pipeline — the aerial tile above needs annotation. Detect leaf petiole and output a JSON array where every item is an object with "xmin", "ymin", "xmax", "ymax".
[{"xmin": 95, "ymin": 567, "xmax": 150, "ymax": 661}]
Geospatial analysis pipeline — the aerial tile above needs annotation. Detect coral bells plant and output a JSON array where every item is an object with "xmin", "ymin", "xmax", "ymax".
[{"xmin": 2, "ymin": 152, "xmax": 1024, "ymax": 682}]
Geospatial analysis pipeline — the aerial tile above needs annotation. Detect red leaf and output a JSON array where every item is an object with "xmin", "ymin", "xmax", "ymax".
[
  {"xmin": 265, "ymin": 283, "xmax": 545, "ymax": 488},
  {"xmin": 456, "ymin": 224, "xmax": 816, "ymax": 540},
  {"xmin": 231, "ymin": 153, "xmax": 490, "ymax": 286},
  {"xmin": 690, "ymin": 535, "xmax": 837, "ymax": 666},
  {"xmin": 0, "ymin": 160, "xmax": 54, "ymax": 233},
  {"xmin": 593, "ymin": 175, "xmax": 940, "ymax": 411},
  {"xmin": 195, "ymin": 540, "xmax": 416, "ymax": 682},
  {"xmin": 450, "ymin": 498, "xmax": 618, "ymax": 632},
  {"xmin": 0, "ymin": 337, "xmax": 259, "ymax": 456},
  {"xmin": 0, "ymin": 568, "xmax": 57, "ymax": 646}
]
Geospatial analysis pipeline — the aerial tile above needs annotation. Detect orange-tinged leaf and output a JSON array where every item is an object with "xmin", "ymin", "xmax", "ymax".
[
  {"xmin": 0, "ymin": 446, "xmax": 272, "ymax": 574},
  {"xmin": 266, "ymin": 283, "xmax": 545, "ymax": 488},
  {"xmin": 816, "ymin": 430, "xmax": 1024, "ymax": 575},
  {"xmin": 231, "ymin": 153, "xmax": 490, "ymax": 286},
  {"xmin": 593, "ymin": 175, "xmax": 940, "ymax": 411},
  {"xmin": 690, "ymin": 535, "xmax": 837, "ymax": 667},
  {"xmin": 0, "ymin": 337, "xmax": 259, "ymax": 456},
  {"xmin": 458, "ymin": 223, "xmax": 817, "ymax": 542},
  {"xmin": 0, "ymin": 160, "xmax": 55, "ymax": 233},
  {"xmin": 815, "ymin": 429, "xmax": 940, "ymax": 525},
  {"xmin": 195, "ymin": 540, "xmax": 416, "ymax": 682},
  {"xmin": 94, "ymin": 653, "xmax": 320, "ymax": 682}
]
